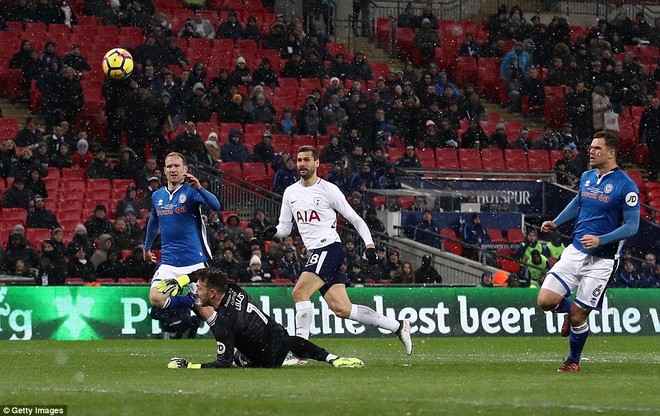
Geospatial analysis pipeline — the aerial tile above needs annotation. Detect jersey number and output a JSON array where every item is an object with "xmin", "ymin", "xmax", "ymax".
[
  {"xmin": 247, "ymin": 303, "xmax": 268, "ymax": 325},
  {"xmin": 306, "ymin": 253, "xmax": 320, "ymax": 266}
]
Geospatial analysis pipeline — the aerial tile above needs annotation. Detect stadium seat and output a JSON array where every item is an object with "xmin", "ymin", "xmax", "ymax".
[
  {"xmin": 507, "ymin": 228, "xmax": 525, "ymax": 244},
  {"xmin": 481, "ymin": 148, "xmax": 506, "ymax": 172},
  {"xmin": 2, "ymin": 208, "xmax": 27, "ymax": 226},
  {"xmin": 503, "ymin": 149, "xmax": 529, "ymax": 171},
  {"xmin": 487, "ymin": 228, "xmax": 506, "ymax": 244},
  {"xmin": 61, "ymin": 168, "xmax": 86, "ymax": 179},
  {"xmin": 458, "ymin": 149, "xmax": 482, "ymax": 171},
  {"xmin": 435, "ymin": 148, "xmax": 459, "ymax": 170},
  {"xmin": 0, "ymin": 118, "xmax": 20, "ymax": 140},
  {"xmin": 440, "ymin": 227, "xmax": 463, "ymax": 255},
  {"xmin": 417, "ymin": 148, "xmax": 436, "ymax": 169},
  {"xmin": 65, "ymin": 278, "xmax": 84, "ymax": 285},
  {"xmin": 26, "ymin": 228, "xmax": 51, "ymax": 248},
  {"xmin": 526, "ymin": 150, "xmax": 551, "ymax": 172}
]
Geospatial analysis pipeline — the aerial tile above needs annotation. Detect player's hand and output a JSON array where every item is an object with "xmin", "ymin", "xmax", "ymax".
[
  {"xmin": 579, "ymin": 234, "xmax": 600, "ymax": 249},
  {"xmin": 183, "ymin": 173, "xmax": 201, "ymax": 190},
  {"xmin": 144, "ymin": 250, "xmax": 157, "ymax": 263},
  {"xmin": 540, "ymin": 221, "xmax": 556, "ymax": 233},
  {"xmin": 167, "ymin": 357, "xmax": 201, "ymax": 369},
  {"xmin": 263, "ymin": 225, "xmax": 278, "ymax": 239},
  {"xmin": 365, "ymin": 247, "xmax": 378, "ymax": 264},
  {"xmin": 157, "ymin": 278, "xmax": 182, "ymax": 295}
]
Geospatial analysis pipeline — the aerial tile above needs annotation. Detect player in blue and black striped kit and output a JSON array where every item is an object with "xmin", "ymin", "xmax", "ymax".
[
  {"xmin": 537, "ymin": 131, "xmax": 640, "ymax": 372},
  {"xmin": 144, "ymin": 152, "xmax": 221, "ymax": 311}
]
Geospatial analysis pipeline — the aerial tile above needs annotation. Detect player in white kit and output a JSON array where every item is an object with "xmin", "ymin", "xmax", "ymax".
[{"xmin": 264, "ymin": 146, "xmax": 413, "ymax": 358}]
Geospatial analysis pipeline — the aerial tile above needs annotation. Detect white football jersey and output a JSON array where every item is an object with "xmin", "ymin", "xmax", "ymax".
[{"xmin": 277, "ymin": 178, "xmax": 374, "ymax": 250}]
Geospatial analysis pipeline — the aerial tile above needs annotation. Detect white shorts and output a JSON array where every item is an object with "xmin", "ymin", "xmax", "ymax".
[
  {"xmin": 541, "ymin": 244, "xmax": 615, "ymax": 311},
  {"xmin": 150, "ymin": 262, "xmax": 206, "ymax": 288}
]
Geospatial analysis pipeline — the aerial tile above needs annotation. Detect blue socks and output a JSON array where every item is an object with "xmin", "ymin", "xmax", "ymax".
[
  {"xmin": 554, "ymin": 297, "xmax": 572, "ymax": 314},
  {"xmin": 163, "ymin": 295, "xmax": 194, "ymax": 309},
  {"xmin": 568, "ymin": 322, "xmax": 589, "ymax": 363}
]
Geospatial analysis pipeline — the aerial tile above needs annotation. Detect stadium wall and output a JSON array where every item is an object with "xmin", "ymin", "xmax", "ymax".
[{"xmin": 1, "ymin": 287, "xmax": 659, "ymax": 340}]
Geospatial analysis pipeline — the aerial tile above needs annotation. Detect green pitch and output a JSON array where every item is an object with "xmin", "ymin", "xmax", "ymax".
[{"xmin": 1, "ymin": 337, "xmax": 659, "ymax": 416}]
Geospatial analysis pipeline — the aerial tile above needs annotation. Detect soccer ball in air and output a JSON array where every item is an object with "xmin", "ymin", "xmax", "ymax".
[{"xmin": 102, "ymin": 48, "xmax": 134, "ymax": 81}]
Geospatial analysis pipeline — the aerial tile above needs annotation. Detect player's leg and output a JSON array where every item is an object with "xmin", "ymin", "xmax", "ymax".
[
  {"xmin": 149, "ymin": 265, "xmax": 199, "ymax": 310},
  {"xmin": 538, "ymin": 245, "xmax": 581, "ymax": 336},
  {"xmin": 323, "ymin": 284, "xmax": 413, "ymax": 355},
  {"xmin": 288, "ymin": 336, "xmax": 363, "ymax": 368},
  {"xmin": 291, "ymin": 271, "xmax": 326, "ymax": 339}
]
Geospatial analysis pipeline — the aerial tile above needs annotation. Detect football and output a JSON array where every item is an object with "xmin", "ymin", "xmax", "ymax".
[{"xmin": 102, "ymin": 48, "xmax": 134, "ymax": 81}]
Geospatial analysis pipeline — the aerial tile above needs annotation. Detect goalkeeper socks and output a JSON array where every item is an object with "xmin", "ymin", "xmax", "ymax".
[
  {"xmin": 568, "ymin": 322, "xmax": 589, "ymax": 363},
  {"xmin": 348, "ymin": 304, "xmax": 400, "ymax": 332},
  {"xmin": 164, "ymin": 295, "xmax": 194, "ymax": 309},
  {"xmin": 553, "ymin": 297, "xmax": 572, "ymax": 314},
  {"xmin": 325, "ymin": 354, "xmax": 338, "ymax": 363},
  {"xmin": 295, "ymin": 301, "xmax": 313, "ymax": 339}
]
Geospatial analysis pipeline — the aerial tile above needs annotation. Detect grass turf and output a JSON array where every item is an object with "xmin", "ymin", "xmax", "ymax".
[{"xmin": 0, "ymin": 336, "xmax": 658, "ymax": 416}]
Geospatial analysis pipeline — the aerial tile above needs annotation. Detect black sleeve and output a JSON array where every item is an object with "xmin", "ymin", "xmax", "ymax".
[{"xmin": 201, "ymin": 310, "xmax": 236, "ymax": 368}]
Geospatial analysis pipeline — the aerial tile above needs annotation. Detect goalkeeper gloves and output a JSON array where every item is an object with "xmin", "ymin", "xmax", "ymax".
[
  {"xmin": 167, "ymin": 357, "xmax": 201, "ymax": 369},
  {"xmin": 156, "ymin": 275, "xmax": 191, "ymax": 295},
  {"xmin": 263, "ymin": 225, "xmax": 278, "ymax": 239},
  {"xmin": 365, "ymin": 247, "xmax": 379, "ymax": 264}
]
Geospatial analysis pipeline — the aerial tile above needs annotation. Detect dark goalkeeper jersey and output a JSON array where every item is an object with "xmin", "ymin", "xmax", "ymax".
[{"xmin": 202, "ymin": 282, "xmax": 290, "ymax": 368}]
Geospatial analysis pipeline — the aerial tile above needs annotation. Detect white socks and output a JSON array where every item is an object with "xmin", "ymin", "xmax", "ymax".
[
  {"xmin": 348, "ymin": 304, "xmax": 400, "ymax": 332},
  {"xmin": 295, "ymin": 300, "xmax": 313, "ymax": 339}
]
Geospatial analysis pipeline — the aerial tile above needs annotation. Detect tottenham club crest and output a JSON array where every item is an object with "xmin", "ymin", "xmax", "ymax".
[
  {"xmin": 314, "ymin": 197, "xmax": 322, "ymax": 205},
  {"xmin": 178, "ymin": 194, "xmax": 187, "ymax": 204},
  {"xmin": 604, "ymin": 184, "xmax": 613, "ymax": 193}
]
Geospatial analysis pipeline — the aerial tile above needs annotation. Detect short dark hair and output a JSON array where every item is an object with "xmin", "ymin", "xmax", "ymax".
[
  {"xmin": 297, "ymin": 145, "xmax": 318, "ymax": 160},
  {"xmin": 592, "ymin": 130, "xmax": 620, "ymax": 155},
  {"xmin": 195, "ymin": 268, "xmax": 229, "ymax": 293}
]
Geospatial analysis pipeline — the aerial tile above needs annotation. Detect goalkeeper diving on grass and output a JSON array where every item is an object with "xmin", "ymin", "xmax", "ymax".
[{"xmin": 161, "ymin": 268, "xmax": 364, "ymax": 369}]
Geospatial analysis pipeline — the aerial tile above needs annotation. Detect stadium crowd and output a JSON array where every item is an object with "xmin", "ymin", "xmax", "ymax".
[{"xmin": 0, "ymin": 1, "xmax": 657, "ymax": 287}]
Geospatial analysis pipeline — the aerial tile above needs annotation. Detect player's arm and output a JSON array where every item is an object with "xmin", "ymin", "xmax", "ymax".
[
  {"xmin": 167, "ymin": 311, "xmax": 235, "ymax": 369},
  {"xmin": 143, "ymin": 208, "xmax": 159, "ymax": 262},
  {"xmin": 330, "ymin": 186, "xmax": 379, "ymax": 263},
  {"xmin": 266, "ymin": 190, "xmax": 294, "ymax": 239},
  {"xmin": 186, "ymin": 173, "xmax": 222, "ymax": 210},
  {"xmin": 585, "ymin": 204, "xmax": 640, "ymax": 247},
  {"xmin": 542, "ymin": 194, "xmax": 580, "ymax": 232}
]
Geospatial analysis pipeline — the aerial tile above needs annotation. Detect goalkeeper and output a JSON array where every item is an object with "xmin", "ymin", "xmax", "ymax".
[{"xmin": 161, "ymin": 268, "xmax": 364, "ymax": 369}]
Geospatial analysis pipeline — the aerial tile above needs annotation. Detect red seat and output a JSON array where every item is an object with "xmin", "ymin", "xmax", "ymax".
[
  {"xmin": 417, "ymin": 148, "xmax": 436, "ymax": 169},
  {"xmin": 455, "ymin": 56, "xmax": 478, "ymax": 87},
  {"xmin": 435, "ymin": 148, "xmax": 459, "ymax": 170},
  {"xmin": 387, "ymin": 146, "xmax": 405, "ymax": 163},
  {"xmin": 487, "ymin": 228, "xmax": 506, "ymax": 244},
  {"xmin": 317, "ymin": 163, "xmax": 332, "ymax": 179},
  {"xmin": 26, "ymin": 228, "xmax": 51, "ymax": 249},
  {"xmin": 61, "ymin": 168, "xmax": 85, "ymax": 179},
  {"xmin": 86, "ymin": 178, "xmax": 112, "ymax": 193},
  {"xmin": 292, "ymin": 134, "xmax": 315, "ymax": 148},
  {"xmin": 0, "ymin": 118, "xmax": 20, "ymax": 141},
  {"xmin": 526, "ymin": 150, "xmax": 551, "ymax": 172},
  {"xmin": 625, "ymin": 169, "xmax": 644, "ymax": 189},
  {"xmin": 498, "ymin": 258, "xmax": 521, "ymax": 274},
  {"xmin": 503, "ymin": 149, "xmax": 529, "ymax": 171},
  {"xmin": 440, "ymin": 227, "xmax": 463, "ymax": 255},
  {"xmin": 507, "ymin": 228, "xmax": 525, "ymax": 244},
  {"xmin": 481, "ymin": 148, "xmax": 506, "ymax": 172},
  {"xmin": 2, "ymin": 208, "xmax": 27, "ymax": 226},
  {"xmin": 216, "ymin": 162, "xmax": 242, "ymax": 177},
  {"xmin": 59, "ymin": 179, "xmax": 85, "ymax": 192},
  {"xmin": 458, "ymin": 148, "xmax": 482, "ymax": 170}
]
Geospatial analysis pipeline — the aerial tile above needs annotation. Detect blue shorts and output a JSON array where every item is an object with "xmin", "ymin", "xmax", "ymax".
[{"xmin": 303, "ymin": 242, "xmax": 351, "ymax": 296}]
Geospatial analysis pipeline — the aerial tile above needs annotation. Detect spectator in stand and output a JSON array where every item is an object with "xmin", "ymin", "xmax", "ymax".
[
  {"xmin": 170, "ymin": 121, "xmax": 204, "ymax": 160},
  {"xmin": 418, "ymin": 2, "xmax": 438, "ymax": 29},
  {"xmin": 123, "ymin": 208, "xmax": 144, "ymax": 243},
  {"xmin": 612, "ymin": 260, "xmax": 642, "ymax": 288},
  {"xmin": 500, "ymin": 42, "xmax": 531, "ymax": 81},
  {"xmin": 638, "ymin": 96, "xmax": 660, "ymax": 181},
  {"xmin": 90, "ymin": 233, "xmax": 114, "ymax": 270},
  {"xmin": 525, "ymin": 249, "xmax": 550, "ymax": 285},
  {"xmin": 86, "ymin": 148, "xmax": 115, "ymax": 179},
  {"xmin": 515, "ymin": 229, "xmax": 549, "ymax": 265},
  {"xmin": 394, "ymin": 261, "xmax": 416, "ymax": 284},
  {"xmin": 565, "ymin": 81, "xmax": 593, "ymax": 142},
  {"xmin": 66, "ymin": 223, "xmax": 93, "ymax": 258},
  {"xmin": 458, "ymin": 32, "xmax": 481, "ymax": 57},
  {"xmin": 109, "ymin": 217, "xmax": 134, "ymax": 251},
  {"xmin": 365, "ymin": 208, "xmax": 387, "ymax": 236},
  {"xmin": 39, "ymin": 239, "xmax": 67, "ymax": 286},
  {"xmin": 461, "ymin": 119, "xmax": 488, "ymax": 149},
  {"xmin": 522, "ymin": 66, "xmax": 545, "ymax": 112},
  {"xmin": 121, "ymin": 246, "xmax": 153, "ymax": 279},
  {"xmin": 26, "ymin": 194, "xmax": 59, "ymax": 230},
  {"xmin": 220, "ymin": 128, "xmax": 251, "ymax": 163},
  {"xmin": 413, "ymin": 18, "xmax": 441, "ymax": 66},
  {"xmin": 545, "ymin": 232, "xmax": 566, "ymax": 262},
  {"xmin": 462, "ymin": 213, "xmax": 490, "ymax": 260},
  {"xmin": 15, "ymin": 117, "xmax": 42, "ymax": 149},
  {"xmin": 461, "ymin": 93, "xmax": 487, "ymax": 121},
  {"xmin": 242, "ymin": 15, "xmax": 261, "ymax": 41},
  {"xmin": 62, "ymin": 45, "xmax": 91, "ymax": 74},
  {"xmin": 71, "ymin": 138, "xmax": 93, "ymax": 169},
  {"xmin": 640, "ymin": 264, "xmax": 660, "ymax": 288},
  {"xmin": 2, "ymin": 232, "xmax": 40, "ymax": 272},
  {"xmin": 116, "ymin": 185, "xmax": 143, "ymax": 219},
  {"xmin": 349, "ymin": 50, "xmax": 373, "ymax": 81},
  {"xmin": 84, "ymin": 204, "xmax": 113, "ymax": 241},
  {"xmin": 278, "ymin": 247, "xmax": 303, "ymax": 282},
  {"xmin": 213, "ymin": 247, "xmax": 242, "ymax": 278},
  {"xmin": 250, "ymin": 94, "xmax": 276, "ymax": 125},
  {"xmin": 2, "ymin": 177, "xmax": 33, "ymax": 210},
  {"xmin": 554, "ymin": 159, "xmax": 577, "ymax": 188},
  {"xmin": 326, "ymin": 53, "xmax": 352, "ymax": 81},
  {"xmin": 489, "ymin": 122, "xmax": 510, "ymax": 150},
  {"xmin": 326, "ymin": 161, "xmax": 349, "ymax": 194},
  {"xmin": 96, "ymin": 248, "xmax": 126, "ymax": 281},
  {"xmin": 379, "ymin": 164, "xmax": 402, "ymax": 189},
  {"xmin": 248, "ymin": 209, "xmax": 272, "ymax": 242},
  {"xmin": 301, "ymin": 50, "xmax": 325, "ymax": 79},
  {"xmin": 591, "ymin": 86, "xmax": 611, "ymax": 132},
  {"xmin": 502, "ymin": 55, "xmax": 526, "ymax": 113},
  {"xmin": 9, "ymin": 40, "xmax": 33, "ymax": 73},
  {"xmin": 397, "ymin": 2, "xmax": 418, "ymax": 29},
  {"xmin": 216, "ymin": 10, "xmax": 243, "ymax": 41},
  {"xmin": 190, "ymin": 9, "xmax": 215, "ymax": 38},
  {"xmin": 66, "ymin": 244, "xmax": 96, "ymax": 283},
  {"xmin": 229, "ymin": 56, "xmax": 252, "ymax": 88},
  {"xmin": 252, "ymin": 58, "xmax": 279, "ymax": 88},
  {"xmin": 272, "ymin": 155, "xmax": 300, "ymax": 194},
  {"xmin": 413, "ymin": 209, "xmax": 442, "ymax": 249},
  {"xmin": 25, "ymin": 168, "xmax": 47, "ymax": 199},
  {"xmin": 103, "ymin": 0, "xmax": 127, "ymax": 26},
  {"xmin": 415, "ymin": 254, "xmax": 442, "ymax": 284},
  {"xmin": 319, "ymin": 135, "xmax": 346, "ymax": 164},
  {"xmin": 40, "ymin": 41, "xmax": 63, "ymax": 70},
  {"xmin": 240, "ymin": 254, "xmax": 272, "ymax": 283},
  {"xmin": 396, "ymin": 145, "xmax": 422, "ymax": 168}
]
